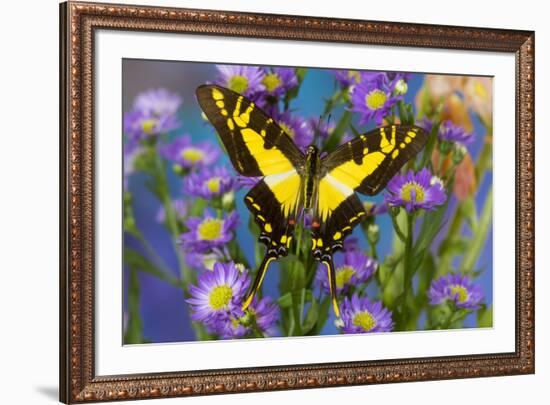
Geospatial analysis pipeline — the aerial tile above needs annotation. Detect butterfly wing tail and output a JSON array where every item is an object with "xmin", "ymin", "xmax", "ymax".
[
  {"xmin": 242, "ymin": 253, "xmax": 276, "ymax": 311},
  {"xmin": 322, "ymin": 257, "xmax": 340, "ymax": 318}
]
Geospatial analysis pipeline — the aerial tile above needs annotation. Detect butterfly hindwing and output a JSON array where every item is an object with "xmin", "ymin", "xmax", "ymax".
[
  {"xmin": 312, "ymin": 193, "xmax": 366, "ymax": 317},
  {"xmin": 242, "ymin": 177, "xmax": 300, "ymax": 309},
  {"xmin": 321, "ymin": 125, "xmax": 429, "ymax": 195},
  {"xmin": 196, "ymin": 85, "xmax": 305, "ymax": 177}
]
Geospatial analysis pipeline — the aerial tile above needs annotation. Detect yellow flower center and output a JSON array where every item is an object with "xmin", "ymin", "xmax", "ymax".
[
  {"xmin": 450, "ymin": 285, "xmax": 469, "ymax": 303},
  {"xmin": 335, "ymin": 265, "xmax": 356, "ymax": 289},
  {"xmin": 473, "ymin": 80, "xmax": 488, "ymax": 100},
  {"xmin": 141, "ymin": 119, "xmax": 158, "ymax": 135},
  {"xmin": 206, "ymin": 177, "xmax": 222, "ymax": 194},
  {"xmin": 401, "ymin": 182, "xmax": 426, "ymax": 203},
  {"xmin": 197, "ymin": 218, "xmax": 223, "ymax": 241},
  {"xmin": 365, "ymin": 89, "xmax": 387, "ymax": 110},
  {"xmin": 228, "ymin": 75, "xmax": 249, "ymax": 94},
  {"xmin": 263, "ymin": 73, "xmax": 282, "ymax": 92},
  {"xmin": 352, "ymin": 310, "xmax": 377, "ymax": 332},
  {"xmin": 279, "ymin": 122, "xmax": 295, "ymax": 139},
  {"xmin": 181, "ymin": 147, "xmax": 205, "ymax": 163},
  {"xmin": 209, "ymin": 285, "xmax": 233, "ymax": 310}
]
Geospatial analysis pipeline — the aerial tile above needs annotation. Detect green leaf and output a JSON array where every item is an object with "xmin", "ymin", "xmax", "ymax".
[
  {"xmin": 477, "ymin": 305, "xmax": 493, "ymax": 327},
  {"xmin": 416, "ymin": 253, "xmax": 436, "ymax": 308},
  {"xmin": 460, "ymin": 188, "xmax": 492, "ymax": 274},
  {"xmin": 460, "ymin": 196, "xmax": 478, "ymax": 231},
  {"xmin": 311, "ymin": 297, "xmax": 332, "ymax": 335},
  {"xmin": 417, "ymin": 121, "xmax": 440, "ymax": 171},
  {"xmin": 413, "ymin": 204, "xmax": 448, "ymax": 267},
  {"xmin": 281, "ymin": 255, "xmax": 307, "ymax": 292},
  {"xmin": 301, "ymin": 296, "xmax": 319, "ymax": 334},
  {"xmin": 438, "ymin": 237, "xmax": 469, "ymax": 258},
  {"xmin": 189, "ymin": 198, "xmax": 207, "ymax": 217},
  {"xmin": 277, "ymin": 290, "xmax": 313, "ymax": 308}
]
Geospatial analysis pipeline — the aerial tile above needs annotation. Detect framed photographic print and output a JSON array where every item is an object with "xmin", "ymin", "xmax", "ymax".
[{"xmin": 59, "ymin": 1, "xmax": 535, "ymax": 403}]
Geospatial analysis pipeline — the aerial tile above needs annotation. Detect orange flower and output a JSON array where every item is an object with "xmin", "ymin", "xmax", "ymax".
[
  {"xmin": 432, "ymin": 150, "xmax": 476, "ymax": 201},
  {"xmin": 440, "ymin": 93, "xmax": 473, "ymax": 133},
  {"xmin": 464, "ymin": 77, "xmax": 493, "ymax": 125},
  {"xmin": 453, "ymin": 153, "xmax": 477, "ymax": 201},
  {"xmin": 416, "ymin": 75, "xmax": 473, "ymax": 131}
]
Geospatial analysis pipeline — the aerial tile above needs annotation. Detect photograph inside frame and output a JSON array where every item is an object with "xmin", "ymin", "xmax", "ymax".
[{"xmin": 122, "ymin": 59, "xmax": 493, "ymax": 344}]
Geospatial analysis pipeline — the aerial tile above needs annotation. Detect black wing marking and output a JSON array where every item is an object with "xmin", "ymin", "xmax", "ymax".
[
  {"xmin": 196, "ymin": 85, "xmax": 305, "ymax": 177},
  {"xmin": 321, "ymin": 125, "xmax": 429, "ymax": 195}
]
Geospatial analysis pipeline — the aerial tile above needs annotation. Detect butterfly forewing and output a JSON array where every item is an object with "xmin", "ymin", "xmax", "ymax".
[
  {"xmin": 196, "ymin": 85, "xmax": 305, "ymax": 177},
  {"xmin": 321, "ymin": 125, "xmax": 429, "ymax": 195}
]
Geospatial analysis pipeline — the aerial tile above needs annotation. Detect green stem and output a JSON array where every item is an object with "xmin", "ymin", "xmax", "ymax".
[
  {"xmin": 124, "ymin": 266, "xmax": 144, "ymax": 344},
  {"xmin": 398, "ymin": 213, "xmax": 415, "ymax": 330},
  {"xmin": 390, "ymin": 211, "xmax": 407, "ymax": 242},
  {"xmin": 135, "ymin": 234, "xmax": 174, "ymax": 279},
  {"xmin": 152, "ymin": 149, "xmax": 190, "ymax": 285},
  {"xmin": 460, "ymin": 188, "xmax": 493, "ymax": 273}
]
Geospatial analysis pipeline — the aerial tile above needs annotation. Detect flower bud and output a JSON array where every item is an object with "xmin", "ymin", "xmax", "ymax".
[
  {"xmin": 222, "ymin": 190, "xmax": 235, "ymax": 210},
  {"xmin": 367, "ymin": 223, "xmax": 380, "ymax": 245},
  {"xmin": 452, "ymin": 143, "xmax": 467, "ymax": 164},
  {"xmin": 394, "ymin": 79, "xmax": 408, "ymax": 95}
]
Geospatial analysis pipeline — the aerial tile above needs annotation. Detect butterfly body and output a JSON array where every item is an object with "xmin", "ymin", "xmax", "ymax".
[{"xmin": 196, "ymin": 84, "xmax": 428, "ymax": 317}]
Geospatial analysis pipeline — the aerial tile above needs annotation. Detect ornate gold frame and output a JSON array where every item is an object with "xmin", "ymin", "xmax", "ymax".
[{"xmin": 59, "ymin": 1, "xmax": 535, "ymax": 403}]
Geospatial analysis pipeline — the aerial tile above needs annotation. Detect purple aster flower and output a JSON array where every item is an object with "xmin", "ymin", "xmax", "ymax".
[
  {"xmin": 180, "ymin": 211, "xmax": 239, "ymax": 253},
  {"xmin": 349, "ymin": 73, "xmax": 401, "ymax": 125},
  {"xmin": 212, "ymin": 296, "xmax": 280, "ymax": 339},
  {"xmin": 251, "ymin": 296, "xmax": 279, "ymax": 335},
  {"xmin": 156, "ymin": 199, "xmax": 188, "ymax": 223},
  {"xmin": 159, "ymin": 135, "xmax": 219, "ymax": 169},
  {"xmin": 307, "ymin": 117, "xmax": 341, "ymax": 142},
  {"xmin": 184, "ymin": 166, "xmax": 236, "ymax": 199},
  {"xmin": 364, "ymin": 201, "xmax": 388, "ymax": 217},
  {"xmin": 123, "ymin": 139, "xmax": 143, "ymax": 191},
  {"xmin": 186, "ymin": 261, "xmax": 250, "ymax": 324},
  {"xmin": 261, "ymin": 67, "xmax": 298, "ymax": 98},
  {"xmin": 124, "ymin": 109, "xmax": 180, "ymax": 141},
  {"xmin": 133, "ymin": 88, "xmax": 182, "ymax": 117},
  {"xmin": 428, "ymin": 274, "xmax": 484, "ymax": 309},
  {"xmin": 316, "ymin": 239, "xmax": 377, "ymax": 295},
  {"xmin": 214, "ymin": 65, "xmax": 265, "ymax": 97},
  {"xmin": 417, "ymin": 117, "xmax": 435, "ymax": 134},
  {"xmin": 388, "ymin": 72, "xmax": 413, "ymax": 82},
  {"xmin": 385, "ymin": 168, "xmax": 447, "ymax": 213},
  {"xmin": 339, "ymin": 294, "xmax": 394, "ymax": 333},
  {"xmin": 276, "ymin": 111, "xmax": 313, "ymax": 150},
  {"xmin": 334, "ymin": 69, "xmax": 362, "ymax": 87},
  {"xmin": 124, "ymin": 88, "xmax": 182, "ymax": 141},
  {"xmin": 438, "ymin": 120, "xmax": 474, "ymax": 145},
  {"xmin": 185, "ymin": 247, "xmax": 229, "ymax": 272}
]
